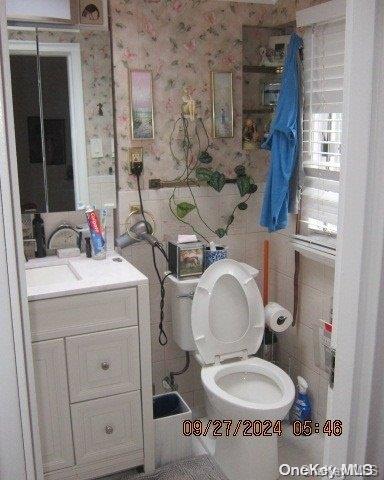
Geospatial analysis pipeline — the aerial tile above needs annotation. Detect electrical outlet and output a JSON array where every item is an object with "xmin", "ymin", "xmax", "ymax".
[{"xmin": 129, "ymin": 147, "xmax": 143, "ymax": 175}]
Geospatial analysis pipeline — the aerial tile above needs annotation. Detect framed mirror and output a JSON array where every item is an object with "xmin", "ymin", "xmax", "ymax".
[{"xmin": 8, "ymin": 26, "xmax": 116, "ymax": 213}]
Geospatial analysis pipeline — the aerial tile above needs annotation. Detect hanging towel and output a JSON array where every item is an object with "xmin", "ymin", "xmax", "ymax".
[{"xmin": 260, "ymin": 33, "xmax": 303, "ymax": 232}]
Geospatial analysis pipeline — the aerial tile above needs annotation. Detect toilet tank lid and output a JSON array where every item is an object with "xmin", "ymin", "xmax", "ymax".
[
  {"xmin": 167, "ymin": 263, "xmax": 259, "ymax": 286},
  {"xmin": 167, "ymin": 275, "xmax": 200, "ymax": 286}
]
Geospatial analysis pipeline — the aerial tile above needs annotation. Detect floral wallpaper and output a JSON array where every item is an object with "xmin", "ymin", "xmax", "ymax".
[
  {"xmin": 110, "ymin": 0, "xmax": 326, "ymax": 190},
  {"xmin": 8, "ymin": 28, "xmax": 115, "ymax": 177},
  {"xmin": 110, "ymin": 0, "xmax": 330, "ymax": 413}
]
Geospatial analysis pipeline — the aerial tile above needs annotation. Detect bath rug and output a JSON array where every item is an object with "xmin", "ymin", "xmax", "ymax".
[{"xmin": 100, "ymin": 455, "xmax": 227, "ymax": 480}]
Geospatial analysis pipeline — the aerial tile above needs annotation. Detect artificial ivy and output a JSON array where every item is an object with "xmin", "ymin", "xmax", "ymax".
[
  {"xmin": 176, "ymin": 202, "xmax": 196, "ymax": 219},
  {"xmin": 168, "ymin": 115, "xmax": 257, "ymax": 241}
]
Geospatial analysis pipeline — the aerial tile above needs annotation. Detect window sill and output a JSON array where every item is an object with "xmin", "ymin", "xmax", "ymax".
[{"xmin": 290, "ymin": 234, "xmax": 336, "ymax": 267}]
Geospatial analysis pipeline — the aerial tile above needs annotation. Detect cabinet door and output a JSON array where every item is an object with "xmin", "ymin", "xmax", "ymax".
[{"xmin": 33, "ymin": 339, "xmax": 74, "ymax": 472}]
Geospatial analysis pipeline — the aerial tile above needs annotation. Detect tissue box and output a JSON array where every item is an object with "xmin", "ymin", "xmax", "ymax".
[{"xmin": 168, "ymin": 241, "xmax": 204, "ymax": 278}]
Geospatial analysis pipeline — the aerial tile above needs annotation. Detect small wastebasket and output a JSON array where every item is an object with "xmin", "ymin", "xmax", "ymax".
[{"xmin": 153, "ymin": 392, "xmax": 192, "ymax": 468}]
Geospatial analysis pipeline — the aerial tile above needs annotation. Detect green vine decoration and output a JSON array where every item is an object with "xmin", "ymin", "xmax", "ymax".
[{"xmin": 168, "ymin": 115, "xmax": 257, "ymax": 242}]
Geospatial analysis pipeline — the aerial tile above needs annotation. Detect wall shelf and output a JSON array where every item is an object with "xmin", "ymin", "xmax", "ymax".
[
  {"xmin": 243, "ymin": 65, "xmax": 283, "ymax": 74},
  {"xmin": 243, "ymin": 107, "xmax": 274, "ymax": 115}
]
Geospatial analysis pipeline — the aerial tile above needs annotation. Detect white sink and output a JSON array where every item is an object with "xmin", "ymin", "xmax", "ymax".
[
  {"xmin": 25, "ymin": 253, "xmax": 148, "ymax": 300},
  {"xmin": 26, "ymin": 264, "xmax": 81, "ymax": 288}
]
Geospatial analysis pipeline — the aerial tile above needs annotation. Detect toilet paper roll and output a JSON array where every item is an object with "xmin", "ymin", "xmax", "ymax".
[{"xmin": 265, "ymin": 302, "xmax": 293, "ymax": 333}]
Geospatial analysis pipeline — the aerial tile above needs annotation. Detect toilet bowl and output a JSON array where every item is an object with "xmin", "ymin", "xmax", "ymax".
[
  {"xmin": 169, "ymin": 259, "xmax": 295, "ymax": 480},
  {"xmin": 201, "ymin": 357, "xmax": 295, "ymax": 480},
  {"xmin": 201, "ymin": 357, "xmax": 295, "ymax": 422}
]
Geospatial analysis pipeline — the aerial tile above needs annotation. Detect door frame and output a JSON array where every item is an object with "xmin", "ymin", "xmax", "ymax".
[
  {"xmin": 9, "ymin": 40, "xmax": 89, "ymax": 210},
  {"xmin": 323, "ymin": 0, "xmax": 384, "ymax": 468},
  {"xmin": 297, "ymin": 0, "xmax": 384, "ymax": 468},
  {"xmin": 1, "ymin": 0, "xmax": 384, "ymax": 478},
  {"xmin": 0, "ymin": 3, "xmax": 42, "ymax": 479}
]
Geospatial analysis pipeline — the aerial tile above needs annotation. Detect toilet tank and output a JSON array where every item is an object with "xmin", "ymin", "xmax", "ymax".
[
  {"xmin": 167, "ymin": 275, "xmax": 199, "ymax": 351},
  {"xmin": 167, "ymin": 263, "xmax": 260, "ymax": 352}
]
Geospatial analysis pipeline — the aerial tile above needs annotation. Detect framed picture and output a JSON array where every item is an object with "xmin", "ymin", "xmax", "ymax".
[
  {"xmin": 168, "ymin": 242, "xmax": 205, "ymax": 278},
  {"xmin": 268, "ymin": 35, "xmax": 291, "ymax": 65},
  {"xmin": 129, "ymin": 70, "xmax": 155, "ymax": 140},
  {"xmin": 79, "ymin": 0, "xmax": 105, "ymax": 27},
  {"xmin": 211, "ymin": 71, "xmax": 234, "ymax": 138}
]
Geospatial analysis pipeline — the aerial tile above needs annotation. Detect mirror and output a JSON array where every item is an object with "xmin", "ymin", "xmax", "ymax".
[{"xmin": 8, "ymin": 27, "xmax": 116, "ymax": 213}]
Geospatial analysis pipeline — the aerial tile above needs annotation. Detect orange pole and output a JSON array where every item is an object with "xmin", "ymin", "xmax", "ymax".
[{"xmin": 263, "ymin": 240, "xmax": 269, "ymax": 306}]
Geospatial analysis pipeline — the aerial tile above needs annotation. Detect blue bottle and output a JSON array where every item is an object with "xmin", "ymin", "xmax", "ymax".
[{"xmin": 290, "ymin": 376, "xmax": 312, "ymax": 422}]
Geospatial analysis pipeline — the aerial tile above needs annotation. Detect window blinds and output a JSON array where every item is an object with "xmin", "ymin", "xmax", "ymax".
[{"xmin": 300, "ymin": 19, "xmax": 345, "ymax": 242}]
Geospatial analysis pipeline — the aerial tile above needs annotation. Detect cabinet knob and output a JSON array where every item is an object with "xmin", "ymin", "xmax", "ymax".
[
  {"xmin": 101, "ymin": 361, "xmax": 110, "ymax": 371},
  {"xmin": 105, "ymin": 425, "xmax": 114, "ymax": 435}
]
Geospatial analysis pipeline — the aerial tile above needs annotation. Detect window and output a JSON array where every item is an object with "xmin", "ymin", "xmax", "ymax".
[{"xmin": 300, "ymin": 19, "xmax": 345, "ymax": 246}]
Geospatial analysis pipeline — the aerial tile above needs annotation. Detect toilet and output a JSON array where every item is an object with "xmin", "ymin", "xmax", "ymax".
[{"xmin": 169, "ymin": 259, "xmax": 295, "ymax": 480}]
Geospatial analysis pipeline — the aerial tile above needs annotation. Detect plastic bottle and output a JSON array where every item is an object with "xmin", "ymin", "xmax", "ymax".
[
  {"xmin": 290, "ymin": 376, "xmax": 312, "ymax": 422},
  {"xmin": 33, "ymin": 213, "xmax": 46, "ymax": 258},
  {"xmin": 85, "ymin": 207, "xmax": 106, "ymax": 259}
]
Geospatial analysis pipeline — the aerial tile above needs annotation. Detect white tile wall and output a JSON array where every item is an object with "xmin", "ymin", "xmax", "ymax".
[
  {"xmin": 41, "ymin": 209, "xmax": 115, "ymax": 252},
  {"xmin": 117, "ymin": 186, "xmax": 334, "ymax": 422},
  {"xmin": 273, "ymin": 239, "xmax": 335, "ymax": 424}
]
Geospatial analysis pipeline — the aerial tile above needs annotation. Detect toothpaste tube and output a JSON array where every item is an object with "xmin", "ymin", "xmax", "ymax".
[{"xmin": 85, "ymin": 207, "xmax": 106, "ymax": 258}]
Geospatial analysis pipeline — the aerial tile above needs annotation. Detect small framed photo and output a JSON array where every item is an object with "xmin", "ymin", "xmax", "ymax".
[
  {"xmin": 211, "ymin": 71, "xmax": 234, "ymax": 138},
  {"xmin": 268, "ymin": 35, "xmax": 291, "ymax": 65},
  {"xmin": 168, "ymin": 242, "xmax": 205, "ymax": 278},
  {"xmin": 129, "ymin": 70, "xmax": 155, "ymax": 140},
  {"xmin": 79, "ymin": 0, "xmax": 105, "ymax": 27}
]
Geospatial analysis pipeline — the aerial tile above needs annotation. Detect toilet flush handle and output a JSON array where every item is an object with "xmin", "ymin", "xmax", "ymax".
[{"xmin": 177, "ymin": 292, "xmax": 194, "ymax": 300}]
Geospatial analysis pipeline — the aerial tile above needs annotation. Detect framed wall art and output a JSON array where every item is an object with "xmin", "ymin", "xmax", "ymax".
[
  {"xmin": 79, "ymin": 0, "xmax": 105, "ymax": 27},
  {"xmin": 129, "ymin": 70, "xmax": 155, "ymax": 140},
  {"xmin": 268, "ymin": 35, "xmax": 291, "ymax": 66},
  {"xmin": 211, "ymin": 71, "xmax": 234, "ymax": 138}
]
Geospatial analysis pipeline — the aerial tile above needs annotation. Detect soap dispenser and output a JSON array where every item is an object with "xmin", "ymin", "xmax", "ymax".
[{"xmin": 33, "ymin": 213, "xmax": 46, "ymax": 258}]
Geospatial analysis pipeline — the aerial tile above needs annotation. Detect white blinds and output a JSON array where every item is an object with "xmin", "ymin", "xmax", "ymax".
[{"xmin": 300, "ymin": 19, "xmax": 345, "ymax": 240}]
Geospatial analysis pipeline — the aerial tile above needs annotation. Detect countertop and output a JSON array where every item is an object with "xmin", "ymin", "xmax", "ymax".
[{"xmin": 26, "ymin": 252, "xmax": 148, "ymax": 301}]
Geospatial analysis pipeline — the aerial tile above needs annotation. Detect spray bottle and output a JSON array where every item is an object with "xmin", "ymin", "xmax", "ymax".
[{"xmin": 290, "ymin": 376, "xmax": 312, "ymax": 422}]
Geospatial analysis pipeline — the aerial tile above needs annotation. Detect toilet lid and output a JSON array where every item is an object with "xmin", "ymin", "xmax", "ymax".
[{"xmin": 191, "ymin": 259, "xmax": 265, "ymax": 365}]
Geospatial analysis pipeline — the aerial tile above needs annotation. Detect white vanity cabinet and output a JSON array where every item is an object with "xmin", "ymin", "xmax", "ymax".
[{"xmin": 26, "ymin": 255, "xmax": 154, "ymax": 480}]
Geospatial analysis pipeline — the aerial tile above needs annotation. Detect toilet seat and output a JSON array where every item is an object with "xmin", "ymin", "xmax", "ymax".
[
  {"xmin": 191, "ymin": 259, "xmax": 264, "ymax": 365},
  {"xmin": 200, "ymin": 357, "xmax": 295, "ymax": 420}
]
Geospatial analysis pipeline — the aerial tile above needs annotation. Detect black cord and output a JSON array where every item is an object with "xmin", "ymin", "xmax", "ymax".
[
  {"xmin": 135, "ymin": 173, "xmax": 170, "ymax": 345},
  {"xmin": 170, "ymin": 352, "xmax": 190, "ymax": 386},
  {"xmin": 136, "ymin": 173, "xmax": 149, "ymax": 230},
  {"xmin": 151, "ymin": 245, "xmax": 172, "ymax": 346}
]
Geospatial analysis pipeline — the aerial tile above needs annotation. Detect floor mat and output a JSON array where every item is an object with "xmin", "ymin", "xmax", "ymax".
[{"xmin": 100, "ymin": 455, "xmax": 227, "ymax": 480}]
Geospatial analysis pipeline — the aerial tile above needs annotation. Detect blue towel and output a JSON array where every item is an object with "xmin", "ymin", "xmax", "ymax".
[{"xmin": 260, "ymin": 33, "xmax": 303, "ymax": 232}]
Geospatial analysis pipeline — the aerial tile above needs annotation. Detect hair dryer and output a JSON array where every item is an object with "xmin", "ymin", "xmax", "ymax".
[{"xmin": 115, "ymin": 220, "xmax": 159, "ymax": 249}]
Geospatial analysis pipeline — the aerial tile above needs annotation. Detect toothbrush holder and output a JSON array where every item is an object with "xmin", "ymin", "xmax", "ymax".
[{"xmin": 204, "ymin": 245, "xmax": 228, "ymax": 269}]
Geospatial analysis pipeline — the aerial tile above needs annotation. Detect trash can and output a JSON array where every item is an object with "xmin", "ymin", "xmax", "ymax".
[{"xmin": 153, "ymin": 392, "xmax": 192, "ymax": 468}]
